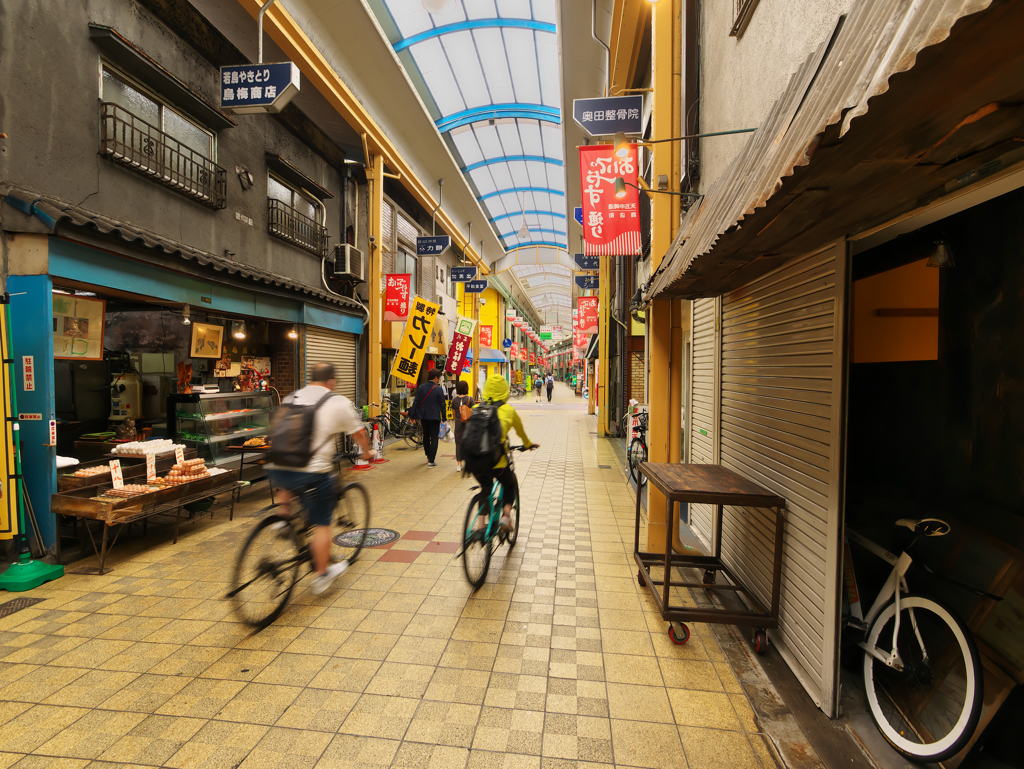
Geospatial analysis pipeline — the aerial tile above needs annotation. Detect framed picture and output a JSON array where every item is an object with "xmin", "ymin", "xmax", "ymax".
[
  {"xmin": 53, "ymin": 295, "xmax": 105, "ymax": 360},
  {"xmin": 190, "ymin": 322, "xmax": 224, "ymax": 359}
]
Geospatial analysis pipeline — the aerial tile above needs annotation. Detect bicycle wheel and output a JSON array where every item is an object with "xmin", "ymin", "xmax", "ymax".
[
  {"xmin": 403, "ymin": 421, "xmax": 423, "ymax": 448},
  {"xmin": 628, "ymin": 438, "xmax": 648, "ymax": 486},
  {"xmin": 504, "ymin": 491, "xmax": 521, "ymax": 548},
  {"xmin": 462, "ymin": 494, "xmax": 492, "ymax": 590},
  {"xmin": 330, "ymin": 482, "xmax": 371, "ymax": 565},
  {"xmin": 230, "ymin": 514, "xmax": 300, "ymax": 629},
  {"xmin": 863, "ymin": 595, "xmax": 983, "ymax": 762}
]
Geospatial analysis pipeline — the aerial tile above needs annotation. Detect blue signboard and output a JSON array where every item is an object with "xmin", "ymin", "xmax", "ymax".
[
  {"xmin": 502, "ymin": 338, "xmax": 512, "ymax": 349},
  {"xmin": 572, "ymin": 96, "xmax": 644, "ymax": 138},
  {"xmin": 574, "ymin": 254, "xmax": 600, "ymax": 271},
  {"xmin": 220, "ymin": 63, "xmax": 300, "ymax": 114},
  {"xmin": 575, "ymin": 275, "xmax": 599, "ymax": 290},
  {"xmin": 464, "ymin": 280, "xmax": 488, "ymax": 293},
  {"xmin": 450, "ymin": 266, "xmax": 477, "ymax": 282},
  {"xmin": 574, "ymin": 207, "xmax": 583, "ymax": 227},
  {"xmin": 416, "ymin": 235, "xmax": 451, "ymax": 256}
]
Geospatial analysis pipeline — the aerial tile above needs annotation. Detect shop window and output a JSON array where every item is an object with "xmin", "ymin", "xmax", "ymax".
[
  {"xmin": 852, "ymin": 258, "xmax": 939, "ymax": 363},
  {"xmin": 267, "ymin": 174, "xmax": 329, "ymax": 256},
  {"xmin": 99, "ymin": 66, "xmax": 226, "ymax": 208},
  {"xmin": 393, "ymin": 250, "xmax": 418, "ymax": 295}
]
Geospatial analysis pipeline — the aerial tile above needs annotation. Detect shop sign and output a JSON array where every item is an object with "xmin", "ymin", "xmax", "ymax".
[
  {"xmin": 529, "ymin": 352, "xmax": 536, "ymax": 365},
  {"xmin": 21, "ymin": 357, "xmax": 34, "ymax": 392},
  {"xmin": 445, "ymin": 316, "xmax": 477, "ymax": 375},
  {"xmin": 391, "ymin": 296, "xmax": 441, "ymax": 385},
  {"xmin": 574, "ymin": 206, "xmax": 583, "ymax": 227},
  {"xmin": 520, "ymin": 347, "xmax": 527, "ymax": 362},
  {"xmin": 146, "ymin": 455, "xmax": 157, "ymax": 483},
  {"xmin": 220, "ymin": 62, "xmax": 300, "ymax": 114},
  {"xmin": 572, "ymin": 95, "xmax": 643, "ymax": 137},
  {"xmin": 416, "ymin": 235, "xmax": 451, "ymax": 256},
  {"xmin": 575, "ymin": 275, "xmax": 599, "ymax": 290},
  {"xmin": 510, "ymin": 341, "xmax": 519, "ymax": 360},
  {"xmin": 480, "ymin": 325, "xmax": 493, "ymax": 348},
  {"xmin": 579, "ymin": 144, "xmax": 641, "ymax": 256},
  {"xmin": 109, "ymin": 460, "xmax": 124, "ymax": 490},
  {"xmin": 384, "ymin": 274, "xmax": 412, "ymax": 322},
  {"xmin": 574, "ymin": 254, "xmax": 600, "ymax": 271},
  {"xmin": 464, "ymin": 280, "xmax": 488, "ymax": 294},
  {"xmin": 452, "ymin": 266, "xmax": 477, "ymax": 282},
  {"xmin": 175, "ymin": 447, "xmax": 185, "ymax": 464},
  {"xmin": 505, "ymin": 309, "xmax": 516, "ymax": 321},
  {"xmin": 578, "ymin": 297, "xmax": 599, "ymax": 334},
  {"xmin": 540, "ymin": 332, "xmax": 552, "ymax": 340}
]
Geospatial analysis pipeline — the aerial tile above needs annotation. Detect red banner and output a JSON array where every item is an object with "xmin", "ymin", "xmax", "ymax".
[
  {"xmin": 529, "ymin": 352, "xmax": 536, "ymax": 365},
  {"xmin": 510, "ymin": 341, "xmax": 519, "ymax": 360},
  {"xmin": 384, "ymin": 274, "xmax": 412, "ymax": 322},
  {"xmin": 480, "ymin": 325, "xmax": 493, "ymax": 348},
  {"xmin": 579, "ymin": 144, "xmax": 641, "ymax": 256},
  {"xmin": 520, "ymin": 347, "xmax": 527, "ymax": 362},
  {"xmin": 445, "ymin": 316, "xmax": 477, "ymax": 375},
  {"xmin": 578, "ymin": 297, "xmax": 599, "ymax": 335}
]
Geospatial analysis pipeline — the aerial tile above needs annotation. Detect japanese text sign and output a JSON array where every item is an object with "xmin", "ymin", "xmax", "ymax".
[
  {"xmin": 416, "ymin": 235, "xmax": 451, "ymax": 256},
  {"xmin": 574, "ymin": 254, "xmax": 600, "ymax": 272},
  {"xmin": 480, "ymin": 326, "xmax": 493, "ymax": 348},
  {"xmin": 574, "ymin": 206, "xmax": 583, "ymax": 227},
  {"xmin": 575, "ymin": 275, "xmax": 600, "ymax": 290},
  {"xmin": 451, "ymin": 266, "xmax": 478, "ymax": 282},
  {"xmin": 510, "ymin": 341, "xmax": 519, "ymax": 359},
  {"xmin": 572, "ymin": 95, "xmax": 644, "ymax": 137},
  {"xmin": 22, "ymin": 356, "xmax": 34, "ymax": 392},
  {"xmin": 578, "ymin": 297, "xmax": 599, "ymax": 335},
  {"xmin": 529, "ymin": 352, "xmax": 536, "ymax": 365},
  {"xmin": 384, "ymin": 274, "xmax": 412, "ymax": 322},
  {"xmin": 391, "ymin": 296, "xmax": 441, "ymax": 385},
  {"xmin": 220, "ymin": 62, "xmax": 300, "ymax": 114},
  {"xmin": 175, "ymin": 447, "xmax": 185, "ymax": 465},
  {"xmin": 146, "ymin": 455, "xmax": 156, "ymax": 483},
  {"xmin": 520, "ymin": 346, "xmax": 527, "ymax": 362},
  {"xmin": 445, "ymin": 316, "xmax": 477, "ymax": 375},
  {"xmin": 109, "ymin": 460, "xmax": 124, "ymax": 490},
  {"xmin": 579, "ymin": 144, "xmax": 641, "ymax": 256},
  {"xmin": 464, "ymin": 280, "xmax": 488, "ymax": 293}
]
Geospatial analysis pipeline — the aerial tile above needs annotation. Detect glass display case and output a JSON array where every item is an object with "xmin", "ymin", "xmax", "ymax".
[{"xmin": 167, "ymin": 391, "xmax": 273, "ymax": 465}]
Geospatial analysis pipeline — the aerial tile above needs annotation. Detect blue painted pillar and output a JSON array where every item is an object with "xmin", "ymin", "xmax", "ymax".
[{"xmin": 8, "ymin": 276, "xmax": 57, "ymax": 550}]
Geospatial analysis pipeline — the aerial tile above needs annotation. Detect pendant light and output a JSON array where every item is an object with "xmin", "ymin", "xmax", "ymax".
[{"xmin": 232, "ymin": 320, "xmax": 247, "ymax": 340}]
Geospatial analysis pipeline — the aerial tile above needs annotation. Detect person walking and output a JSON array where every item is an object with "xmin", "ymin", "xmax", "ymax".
[
  {"xmin": 451, "ymin": 379, "xmax": 474, "ymax": 472},
  {"xmin": 545, "ymin": 373, "xmax": 554, "ymax": 402},
  {"xmin": 411, "ymin": 368, "xmax": 446, "ymax": 467},
  {"xmin": 534, "ymin": 374, "xmax": 543, "ymax": 402}
]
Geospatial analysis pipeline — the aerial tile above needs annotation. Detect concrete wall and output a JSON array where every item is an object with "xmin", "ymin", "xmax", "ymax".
[
  {"xmin": 698, "ymin": 0, "xmax": 853, "ymax": 190},
  {"xmin": 0, "ymin": 0, "xmax": 346, "ymax": 292}
]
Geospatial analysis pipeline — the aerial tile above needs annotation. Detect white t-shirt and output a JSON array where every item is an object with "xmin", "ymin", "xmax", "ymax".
[{"xmin": 280, "ymin": 385, "xmax": 362, "ymax": 474}]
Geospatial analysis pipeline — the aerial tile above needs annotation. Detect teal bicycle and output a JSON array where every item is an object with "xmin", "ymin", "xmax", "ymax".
[{"xmin": 461, "ymin": 444, "xmax": 535, "ymax": 589}]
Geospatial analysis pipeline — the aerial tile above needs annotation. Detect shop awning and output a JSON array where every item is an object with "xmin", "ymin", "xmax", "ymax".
[
  {"xmin": 465, "ymin": 348, "xmax": 508, "ymax": 364},
  {"xmin": 586, "ymin": 334, "xmax": 599, "ymax": 361},
  {"xmin": 4, "ymin": 190, "xmax": 364, "ymax": 313},
  {"xmin": 646, "ymin": 0, "xmax": 1022, "ymax": 300}
]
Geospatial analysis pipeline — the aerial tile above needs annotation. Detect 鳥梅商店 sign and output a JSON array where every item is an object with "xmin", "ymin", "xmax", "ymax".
[
  {"xmin": 577, "ymin": 297, "xmax": 599, "ymax": 335},
  {"xmin": 579, "ymin": 144, "xmax": 641, "ymax": 256},
  {"xmin": 445, "ymin": 316, "xmax": 477, "ymax": 375},
  {"xmin": 384, "ymin": 274, "xmax": 411, "ymax": 322},
  {"xmin": 390, "ymin": 296, "xmax": 440, "ymax": 385},
  {"xmin": 220, "ymin": 63, "xmax": 300, "ymax": 113}
]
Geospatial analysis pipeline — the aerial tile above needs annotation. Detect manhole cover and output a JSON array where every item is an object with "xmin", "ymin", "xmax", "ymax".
[
  {"xmin": 334, "ymin": 528, "xmax": 400, "ymax": 548},
  {"xmin": 0, "ymin": 597, "xmax": 45, "ymax": 618}
]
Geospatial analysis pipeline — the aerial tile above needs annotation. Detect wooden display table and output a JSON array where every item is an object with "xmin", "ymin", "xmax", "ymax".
[{"xmin": 635, "ymin": 462, "xmax": 785, "ymax": 652}]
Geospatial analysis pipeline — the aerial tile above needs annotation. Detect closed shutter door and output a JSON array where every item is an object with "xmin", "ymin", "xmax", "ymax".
[
  {"xmin": 688, "ymin": 297, "xmax": 719, "ymax": 544},
  {"xmin": 717, "ymin": 243, "xmax": 847, "ymax": 716},
  {"xmin": 304, "ymin": 327, "xmax": 358, "ymax": 401}
]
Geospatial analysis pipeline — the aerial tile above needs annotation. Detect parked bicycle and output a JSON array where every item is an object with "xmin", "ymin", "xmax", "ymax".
[
  {"xmin": 509, "ymin": 384, "xmax": 527, "ymax": 400},
  {"xmin": 369, "ymin": 402, "xmax": 422, "ymax": 448},
  {"xmin": 228, "ymin": 452, "xmax": 371, "ymax": 628},
  {"xmin": 627, "ymin": 412, "xmax": 648, "ymax": 487},
  {"xmin": 843, "ymin": 518, "xmax": 991, "ymax": 762}
]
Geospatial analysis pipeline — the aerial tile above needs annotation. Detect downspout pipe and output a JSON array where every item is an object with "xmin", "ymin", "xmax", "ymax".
[{"xmin": 592, "ymin": 0, "xmax": 610, "ymax": 96}]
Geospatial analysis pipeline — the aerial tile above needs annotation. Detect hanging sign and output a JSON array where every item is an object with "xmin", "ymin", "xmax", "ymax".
[
  {"xmin": 109, "ymin": 460, "xmax": 124, "ymax": 490},
  {"xmin": 384, "ymin": 274, "xmax": 412, "ymax": 322},
  {"xmin": 505, "ymin": 309, "xmax": 516, "ymax": 321},
  {"xmin": 572, "ymin": 95, "xmax": 644, "ymax": 137},
  {"xmin": 220, "ymin": 62, "xmax": 300, "ymax": 114},
  {"xmin": 452, "ymin": 266, "xmax": 478, "ymax": 282},
  {"xmin": 510, "ymin": 341, "xmax": 520, "ymax": 360},
  {"xmin": 464, "ymin": 280, "xmax": 488, "ymax": 294},
  {"xmin": 578, "ymin": 297, "xmax": 599, "ymax": 335},
  {"xmin": 575, "ymin": 276, "xmax": 600, "ymax": 290},
  {"xmin": 520, "ymin": 347, "xmax": 527, "ymax": 362},
  {"xmin": 541, "ymin": 332, "xmax": 552, "ymax": 340},
  {"xmin": 529, "ymin": 352, "xmax": 536, "ymax": 365},
  {"xmin": 391, "ymin": 296, "xmax": 441, "ymax": 385},
  {"xmin": 579, "ymin": 144, "xmax": 641, "ymax": 256},
  {"xmin": 416, "ymin": 235, "xmax": 451, "ymax": 256},
  {"xmin": 480, "ymin": 326, "xmax": 493, "ymax": 348},
  {"xmin": 574, "ymin": 254, "xmax": 600, "ymax": 272},
  {"xmin": 445, "ymin": 316, "xmax": 477, "ymax": 375},
  {"xmin": 574, "ymin": 206, "xmax": 583, "ymax": 227}
]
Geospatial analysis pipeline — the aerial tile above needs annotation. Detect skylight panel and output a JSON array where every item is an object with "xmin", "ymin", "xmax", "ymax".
[
  {"xmin": 545, "ymin": 166, "xmax": 565, "ymax": 191},
  {"xmin": 474, "ymin": 29, "xmax": 515, "ymax": 104},
  {"xmin": 541, "ymin": 123, "xmax": 563, "ymax": 159},
  {"xmin": 497, "ymin": 0, "xmax": 533, "ymax": 18},
  {"xmin": 441, "ymin": 32, "xmax": 490, "ymax": 110},
  {"xmin": 469, "ymin": 167, "xmax": 498, "ymax": 195},
  {"xmin": 464, "ymin": 0, "xmax": 499, "ymax": 21},
  {"xmin": 489, "ymin": 163, "xmax": 514, "ymax": 189},
  {"xmin": 531, "ymin": 0, "xmax": 557, "ymax": 24},
  {"xmin": 537, "ymin": 37, "xmax": 561, "ymax": 108},
  {"xmin": 504, "ymin": 28, "xmax": 541, "ymax": 104},
  {"xmin": 474, "ymin": 124, "xmax": 505, "ymax": 157},
  {"xmin": 496, "ymin": 122, "xmax": 524, "ymax": 156},
  {"xmin": 525, "ymin": 160, "xmax": 549, "ymax": 188},
  {"xmin": 411, "ymin": 39, "xmax": 466, "ymax": 116},
  {"xmin": 517, "ymin": 120, "xmax": 544, "ymax": 156},
  {"xmin": 386, "ymin": 0, "xmax": 435, "ymax": 37},
  {"xmin": 451, "ymin": 126, "xmax": 485, "ymax": 166},
  {"xmin": 508, "ymin": 162, "xmax": 531, "ymax": 188}
]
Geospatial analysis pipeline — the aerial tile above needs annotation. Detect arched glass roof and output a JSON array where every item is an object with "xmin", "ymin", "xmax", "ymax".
[{"xmin": 367, "ymin": 0, "xmax": 572, "ymax": 325}]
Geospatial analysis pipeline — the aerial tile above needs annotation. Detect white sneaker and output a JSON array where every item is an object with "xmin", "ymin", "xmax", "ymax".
[
  {"xmin": 270, "ymin": 521, "xmax": 291, "ymax": 540},
  {"xmin": 311, "ymin": 560, "xmax": 348, "ymax": 595}
]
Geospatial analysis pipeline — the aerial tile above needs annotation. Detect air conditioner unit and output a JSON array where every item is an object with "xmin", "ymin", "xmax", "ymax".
[{"xmin": 332, "ymin": 244, "xmax": 364, "ymax": 281}]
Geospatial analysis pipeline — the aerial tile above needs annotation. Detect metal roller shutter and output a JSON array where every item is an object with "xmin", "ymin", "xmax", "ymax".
[
  {"xmin": 304, "ymin": 327, "xmax": 358, "ymax": 402},
  {"xmin": 717, "ymin": 242, "xmax": 847, "ymax": 716},
  {"xmin": 688, "ymin": 297, "xmax": 719, "ymax": 545}
]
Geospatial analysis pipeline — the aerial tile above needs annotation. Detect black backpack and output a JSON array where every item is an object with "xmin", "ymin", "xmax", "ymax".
[
  {"xmin": 267, "ymin": 391, "xmax": 335, "ymax": 468},
  {"xmin": 461, "ymin": 400, "xmax": 504, "ymax": 475}
]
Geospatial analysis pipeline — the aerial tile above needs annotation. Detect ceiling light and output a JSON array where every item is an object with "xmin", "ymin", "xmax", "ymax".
[
  {"xmin": 927, "ymin": 239, "xmax": 955, "ymax": 268},
  {"xmin": 232, "ymin": 320, "xmax": 247, "ymax": 340},
  {"xmin": 421, "ymin": 0, "xmax": 456, "ymax": 15},
  {"xmin": 614, "ymin": 131, "xmax": 631, "ymax": 158},
  {"xmin": 182, "ymin": 303, "xmax": 191, "ymax": 326},
  {"xmin": 288, "ymin": 325, "xmax": 298, "ymax": 340},
  {"xmin": 518, "ymin": 221, "xmax": 530, "ymax": 240},
  {"xmin": 614, "ymin": 177, "xmax": 628, "ymax": 199}
]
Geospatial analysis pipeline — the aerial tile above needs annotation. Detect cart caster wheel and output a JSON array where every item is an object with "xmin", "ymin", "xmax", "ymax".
[
  {"xmin": 669, "ymin": 624, "xmax": 690, "ymax": 645},
  {"xmin": 638, "ymin": 569, "xmax": 645, "ymax": 586},
  {"xmin": 702, "ymin": 570, "xmax": 716, "ymax": 585},
  {"xmin": 753, "ymin": 629, "xmax": 768, "ymax": 655}
]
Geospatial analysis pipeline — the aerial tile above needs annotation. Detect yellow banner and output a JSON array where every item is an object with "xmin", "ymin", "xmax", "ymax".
[
  {"xmin": 390, "ymin": 296, "xmax": 441, "ymax": 385},
  {"xmin": 0, "ymin": 302, "xmax": 18, "ymax": 540}
]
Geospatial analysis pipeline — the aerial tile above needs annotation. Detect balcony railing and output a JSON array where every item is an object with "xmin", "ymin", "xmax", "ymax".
[
  {"xmin": 268, "ymin": 198, "xmax": 329, "ymax": 257},
  {"xmin": 99, "ymin": 102, "xmax": 227, "ymax": 209}
]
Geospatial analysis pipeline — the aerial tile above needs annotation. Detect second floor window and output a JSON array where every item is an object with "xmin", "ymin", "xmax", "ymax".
[
  {"xmin": 268, "ymin": 174, "xmax": 328, "ymax": 256},
  {"xmin": 268, "ymin": 175, "xmax": 323, "ymax": 225}
]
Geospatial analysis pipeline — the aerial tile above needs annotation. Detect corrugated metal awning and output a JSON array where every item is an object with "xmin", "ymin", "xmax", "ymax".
[{"xmin": 646, "ymin": 0, "xmax": 1024, "ymax": 300}]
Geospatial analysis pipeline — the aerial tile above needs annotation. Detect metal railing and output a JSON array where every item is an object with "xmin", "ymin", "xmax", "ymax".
[
  {"xmin": 99, "ymin": 103, "xmax": 226, "ymax": 209},
  {"xmin": 268, "ymin": 198, "xmax": 329, "ymax": 257}
]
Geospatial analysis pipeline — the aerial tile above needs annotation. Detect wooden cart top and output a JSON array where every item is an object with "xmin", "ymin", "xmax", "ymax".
[{"xmin": 639, "ymin": 463, "xmax": 785, "ymax": 508}]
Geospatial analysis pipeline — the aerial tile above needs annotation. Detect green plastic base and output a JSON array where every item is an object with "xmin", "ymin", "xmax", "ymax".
[{"xmin": 0, "ymin": 559, "xmax": 65, "ymax": 592}]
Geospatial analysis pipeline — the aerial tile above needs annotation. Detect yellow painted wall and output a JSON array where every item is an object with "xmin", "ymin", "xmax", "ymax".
[
  {"xmin": 852, "ymin": 259, "xmax": 939, "ymax": 363},
  {"xmin": 457, "ymin": 286, "xmax": 505, "ymax": 391}
]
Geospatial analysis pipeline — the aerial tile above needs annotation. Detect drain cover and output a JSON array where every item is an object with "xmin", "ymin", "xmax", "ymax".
[
  {"xmin": 0, "ymin": 597, "xmax": 45, "ymax": 618},
  {"xmin": 334, "ymin": 528, "xmax": 400, "ymax": 548},
  {"xmin": 598, "ymin": 465, "xmax": 611, "ymax": 469}
]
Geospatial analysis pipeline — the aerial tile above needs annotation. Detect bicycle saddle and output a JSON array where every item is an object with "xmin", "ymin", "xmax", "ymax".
[{"xmin": 896, "ymin": 518, "xmax": 951, "ymax": 536}]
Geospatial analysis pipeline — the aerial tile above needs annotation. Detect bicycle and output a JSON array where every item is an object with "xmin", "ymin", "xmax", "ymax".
[
  {"xmin": 461, "ymin": 444, "xmax": 536, "ymax": 589},
  {"xmin": 843, "ymin": 518, "xmax": 988, "ymax": 763},
  {"xmin": 228, "ymin": 452, "xmax": 371, "ymax": 628},
  {"xmin": 509, "ymin": 384, "xmax": 527, "ymax": 400},
  {"xmin": 627, "ymin": 412, "xmax": 648, "ymax": 487},
  {"xmin": 371, "ymin": 402, "xmax": 423, "ymax": 448}
]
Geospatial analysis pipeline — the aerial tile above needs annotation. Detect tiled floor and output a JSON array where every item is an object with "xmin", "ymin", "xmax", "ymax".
[{"xmin": 0, "ymin": 383, "xmax": 783, "ymax": 768}]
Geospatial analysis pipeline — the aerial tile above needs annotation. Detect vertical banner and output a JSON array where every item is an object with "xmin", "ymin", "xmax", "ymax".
[
  {"xmin": 579, "ymin": 144, "xmax": 641, "ymax": 256},
  {"xmin": 0, "ymin": 302, "xmax": 16, "ymax": 540},
  {"xmin": 480, "ymin": 325, "xmax": 493, "ymax": 348},
  {"xmin": 520, "ymin": 347, "xmax": 527, "ymax": 362},
  {"xmin": 391, "ymin": 296, "xmax": 441, "ymax": 385},
  {"xmin": 578, "ymin": 297, "xmax": 599, "ymax": 334},
  {"xmin": 384, "ymin": 274, "xmax": 412, "ymax": 322},
  {"xmin": 445, "ymin": 316, "xmax": 477, "ymax": 375},
  {"xmin": 529, "ymin": 352, "xmax": 536, "ymax": 365},
  {"xmin": 510, "ymin": 341, "xmax": 519, "ymax": 360}
]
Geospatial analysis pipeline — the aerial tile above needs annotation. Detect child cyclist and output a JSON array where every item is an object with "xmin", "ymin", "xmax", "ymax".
[{"xmin": 470, "ymin": 374, "xmax": 539, "ymax": 533}]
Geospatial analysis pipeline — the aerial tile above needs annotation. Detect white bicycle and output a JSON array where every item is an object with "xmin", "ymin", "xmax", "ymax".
[{"xmin": 844, "ymin": 518, "xmax": 986, "ymax": 763}]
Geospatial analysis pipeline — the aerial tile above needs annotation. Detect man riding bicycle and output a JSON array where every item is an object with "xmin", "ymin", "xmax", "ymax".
[{"xmin": 268, "ymin": 363, "xmax": 373, "ymax": 594}]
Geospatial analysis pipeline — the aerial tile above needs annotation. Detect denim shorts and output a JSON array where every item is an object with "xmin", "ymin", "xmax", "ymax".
[{"xmin": 267, "ymin": 470, "xmax": 337, "ymax": 527}]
